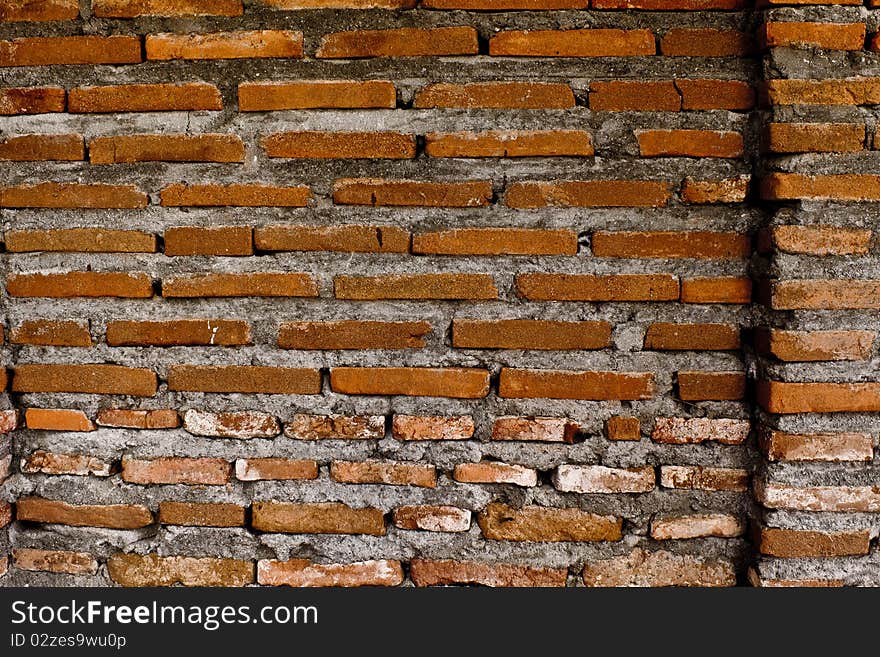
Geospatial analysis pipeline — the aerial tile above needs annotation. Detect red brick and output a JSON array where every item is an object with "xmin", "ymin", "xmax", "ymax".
[
  {"xmin": 644, "ymin": 323, "xmax": 740, "ymax": 351},
  {"xmin": 331, "ymin": 367, "xmax": 489, "ymax": 398},
  {"xmin": 605, "ymin": 416, "xmax": 641, "ymax": 441},
  {"xmin": 651, "ymin": 514, "xmax": 745, "ymax": 540},
  {"xmin": 452, "ymin": 319, "xmax": 611, "ymax": 350},
  {"xmin": 107, "ymin": 319, "xmax": 251, "ymax": 347},
  {"xmin": 252, "ymin": 502, "xmax": 385, "ymax": 535},
  {"xmin": 285, "ymin": 414, "xmax": 385, "ymax": 440},
  {"xmin": 0, "ymin": 87, "xmax": 65, "ymax": 115},
  {"xmin": 159, "ymin": 502, "xmax": 246, "ymax": 527},
  {"xmin": 5, "ymin": 228, "xmax": 155, "ymax": 253},
  {"xmin": 661, "ymin": 29, "xmax": 752, "ymax": 56},
  {"xmin": 755, "ymin": 480, "xmax": 880, "ymax": 512},
  {"xmin": 769, "ymin": 280, "xmax": 880, "ymax": 310},
  {"xmin": 89, "ymin": 134, "xmax": 243, "ymax": 164},
  {"xmin": 163, "ymin": 226, "xmax": 253, "ymax": 256},
  {"xmin": 677, "ymin": 371, "xmax": 746, "ymax": 401},
  {"xmin": 553, "ymin": 465, "xmax": 655, "ymax": 493},
  {"xmin": 489, "ymin": 29, "xmax": 655, "ymax": 57},
  {"xmin": 160, "ymin": 183, "xmax": 311, "ymax": 207},
  {"xmin": 505, "ymin": 180, "xmax": 671, "ymax": 208},
  {"xmin": 108, "ymin": 554, "xmax": 253, "ymax": 588},
  {"xmin": 478, "ymin": 503, "xmax": 622, "ymax": 542},
  {"xmin": 760, "ymin": 429, "xmax": 874, "ymax": 462},
  {"xmin": 413, "ymin": 82, "xmax": 575, "ymax": 109},
  {"xmin": 70, "ymin": 83, "xmax": 221, "ymax": 113},
  {"xmin": 147, "ymin": 30, "xmax": 302, "ymax": 60},
  {"xmin": 756, "ymin": 328, "xmax": 874, "ymax": 361},
  {"xmin": 262, "ymin": 132, "xmax": 415, "ymax": 159},
  {"xmin": 0, "ymin": 36, "xmax": 141, "ymax": 66},
  {"xmin": 583, "ymin": 549, "xmax": 735, "ymax": 587},
  {"xmin": 410, "ymin": 559, "xmax": 567, "ymax": 587},
  {"xmin": 0, "ymin": 0, "xmax": 79, "ymax": 21},
  {"xmin": 757, "ymin": 527, "xmax": 871, "ymax": 557},
  {"xmin": 652, "ymin": 417, "xmax": 750, "ymax": 445},
  {"xmin": 93, "ymin": 0, "xmax": 243, "ymax": 16},
  {"xmin": 590, "ymin": 81, "xmax": 680, "ymax": 112},
  {"xmin": 13, "ymin": 549, "xmax": 97, "ymax": 575},
  {"xmin": 0, "ymin": 134, "xmax": 83, "ymax": 161},
  {"xmin": 183, "ymin": 410, "xmax": 279, "ymax": 438},
  {"xmin": 167, "ymin": 366, "xmax": 321, "ymax": 395},
  {"xmin": 680, "ymin": 277, "xmax": 751, "ymax": 304},
  {"xmin": 122, "ymin": 456, "xmax": 232, "ymax": 485},
  {"xmin": 7, "ymin": 272, "xmax": 153, "ymax": 298},
  {"xmin": 162, "ymin": 273, "xmax": 318, "ymax": 298},
  {"xmin": 761, "ymin": 22, "xmax": 866, "ymax": 50},
  {"xmin": 392, "ymin": 506, "xmax": 471, "ymax": 532},
  {"xmin": 258, "ymin": 559, "xmax": 403, "ymax": 587},
  {"xmin": 765, "ymin": 123, "xmax": 865, "ymax": 153},
  {"xmin": 278, "ymin": 321, "xmax": 431, "ymax": 350},
  {"xmin": 96, "ymin": 409, "xmax": 179, "ymax": 429},
  {"xmin": 676, "ymin": 79, "xmax": 755, "ymax": 110},
  {"xmin": 25, "ymin": 408, "xmax": 94, "ymax": 432},
  {"xmin": 0, "ymin": 183, "xmax": 147, "ymax": 208},
  {"xmin": 316, "ymin": 27, "xmax": 478, "ymax": 58},
  {"xmin": 593, "ymin": 231, "xmax": 749, "ymax": 258},
  {"xmin": 391, "ymin": 415, "xmax": 475, "ymax": 441},
  {"xmin": 454, "ymin": 462, "xmax": 538, "ymax": 487},
  {"xmin": 255, "ymin": 225, "xmax": 409, "ymax": 253},
  {"xmin": 758, "ymin": 380, "xmax": 880, "ymax": 414},
  {"xmin": 239, "ymin": 80, "xmax": 396, "ymax": 111},
  {"xmin": 516, "ymin": 273, "xmax": 679, "ymax": 301},
  {"xmin": 234, "ymin": 458, "xmax": 318, "ymax": 481},
  {"xmin": 333, "ymin": 178, "xmax": 492, "ymax": 207},
  {"xmin": 335, "ymin": 274, "xmax": 498, "ymax": 300},
  {"xmin": 681, "ymin": 177, "xmax": 749, "ymax": 204},
  {"xmin": 21, "ymin": 451, "xmax": 113, "ymax": 477},
  {"xmin": 10, "ymin": 320, "xmax": 91, "ymax": 347},
  {"xmin": 425, "ymin": 130, "xmax": 593, "ymax": 158},
  {"xmin": 13, "ymin": 364, "xmax": 156, "ymax": 396},
  {"xmin": 636, "ymin": 130, "xmax": 744, "ymax": 158},
  {"xmin": 499, "ymin": 369, "xmax": 654, "ymax": 400},
  {"xmin": 660, "ymin": 465, "xmax": 749, "ymax": 492},
  {"xmin": 16, "ymin": 497, "xmax": 152, "ymax": 529},
  {"xmin": 331, "ymin": 460, "xmax": 436, "ymax": 488}
]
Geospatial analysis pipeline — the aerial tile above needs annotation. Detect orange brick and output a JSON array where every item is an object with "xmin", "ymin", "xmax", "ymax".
[
  {"xmin": 331, "ymin": 367, "xmax": 489, "ymax": 398},
  {"xmin": 93, "ymin": 0, "xmax": 243, "ymax": 16},
  {"xmin": 333, "ymin": 178, "xmax": 492, "ymax": 207},
  {"xmin": 594, "ymin": 0, "xmax": 746, "ymax": 6},
  {"xmin": 516, "ymin": 273, "xmax": 679, "ymax": 301},
  {"xmin": 285, "ymin": 414, "xmax": 385, "ymax": 440},
  {"xmin": 278, "ymin": 321, "xmax": 431, "ymax": 350},
  {"xmin": 106, "ymin": 320, "xmax": 251, "ymax": 347},
  {"xmin": 763, "ymin": 78, "xmax": 880, "ymax": 106},
  {"xmin": 757, "ymin": 381, "xmax": 880, "ymax": 414},
  {"xmin": 768, "ymin": 225, "xmax": 871, "ymax": 255},
  {"xmin": 676, "ymin": 79, "xmax": 755, "ymax": 110},
  {"xmin": 122, "ymin": 456, "xmax": 232, "ymax": 485},
  {"xmin": 159, "ymin": 502, "xmax": 246, "ymax": 527},
  {"xmin": 452, "ymin": 319, "xmax": 611, "ymax": 350},
  {"xmin": 162, "ymin": 273, "xmax": 318, "ymax": 298},
  {"xmin": 160, "ymin": 183, "xmax": 310, "ymax": 207},
  {"xmin": 762, "ymin": 173, "xmax": 880, "ymax": 201},
  {"xmin": 592, "ymin": 231, "xmax": 749, "ymax": 258},
  {"xmin": 0, "ymin": 87, "xmax": 65, "ymax": 115},
  {"xmin": 164, "ymin": 226, "xmax": 253, "ymax": 256},
  {"xmin": 0, "ymin": 134, "xmax": 83, "ymax": 161},
  {"xmin": 505, "ymin": 180, "xmax": 671, "ymax": 208},
  {"xmin": 637, "ymin": 130, "xmax": 744, "ymax": 158},
  {"xmin": 756, "ymin": 328, "xmax": 874, "ymax": 362},
  {"xmin": 335, "ymin": 274, "xmax": 498, "ymax": 300},
  {"xmin": 4, "ymin": 228, "xmax": 155, "ymax": 253},
  {"xmin": 681, "ymin": 177, "xmax": 749, "ymax": 204},
  {"xmin": 316, "ymin": 27, "xmax": 478, "ymax": 58},
  {"xmin": 391, "ymin": 415, "xmax": 475, "ymax": 441},
  {"xmin": 605, "ymin": 416, "xmax": 641, "ymax": 441},
  {"xmin": 765, "ymin": 123, "xmax": 865, "ymax": 153},
  {"xmin": 425, "ymin": 130, "xmax": 593, "ymax": 158},
  {"xmin": 392, "ymin": 506, "xmax": 471, "ymax": 532},
  {"xmin": 146, "ymin": 30, "xmax": 302, "ymax": 60},
  {"xmin": 677, "ymin": 371, "xmax": 746, "ymax": 401},
  {"xmin": 258, "ymin": 559, "xmax": 403, "ymax": 587},
  {"xmin": 0, "ymin": 183, "xmax": 147, "ymax": 208},
  {"xmin": 590, "ymin": 81, "xmax": 680, "ymax": 111},
  {"xmin": 255, "ymin": 225, "xmax": 409, "ymax": 253},
  {"xmin": 25, "ymin": 408, "xmax": 94, "ymax": 432},
  {"xmin": 239, "ymin": 80, "xmax": 396, "ymax": 111},
  {"xmin": 234, "ymin": 458, "xmax": 318, "ymax": 481},
  {"xmin": 413, "ymin": 82, "xmax": 575, "ymax": 109},
  {"xmin": 70, "ymin": 83, "xmax": 221, "ymax": 113},
  {"xmin": 760, "ymin": 429, "xmax": 874, "ymax": 462},
  {"xmin": 7, "ymin": 272, "xmax": 153, "ymax": 298},
  {"xmin": 13, "ymin": 549, "xmax": 97, "ymax": 575},
  {"xmin": 489, "ymin": 29, "xmax": 655, "ymax": 57},
  {"xmin": 769, "ymin": 279, "xmax": 880, "ymax": 310},
  {"xmin": 761, "ymin": 22, "xmax": 866, "ymax": 50},
  {"xmin": 89, "ymin": 134, "xmax": 243, "ymax": 164},
  {"xmin": 410, "ymin": 559, "xmax": 567, "ymax": 587},
  {"xmin": 252, "ymin": 502, "xmax": 385, "ymax": 535},
  {"xmin": 331, "ymin": 460, "xmax": 436, "ymax": 488},
  {"xmin": 262, "ymin": 131, "xmax": 415, "ymax": 159},
  {"xmin": 0, "ymin": 35, "xmax": 141, "ymax": 66},
  {"xmin": 652, "ymin": 417, "xmax": 750, "ymax": 445},
  {"xmin": 9, "ymin": 320, "xmax": 91, "ymax": 347},
  {"xmin": 0, "ymin": 0, "xmax": 79, "ymax": 21},
  {"xmin": 108, "ymin": 554, "xmax": 253, "ymax": 588},
  {"xmin": 422, "ymin": 0, "xmax": 584, "ymax": 5},
  {"xmin": 680, "ymin": 277, "xmax": 751, "ymax": 304},
  {"xmin": 757, "ymin": 528, "xmax": 871, "ymax": 557},
  {"xmin": 96, "ymin": 409, "xmax": 179, "ymax": 429},
  {"xmin": 499, "ymin": 369, "xmax": 654, "ymax": 400},
  {"xmin": 454, "ymin": 462, "xmax": 537, "ymax": 487},
  {"xmin": 413, "ymin": 228, "xmax": 577, "ymax": 256},
  {"xmin": 644, "ymin": 323, "xmax": 740, "ymax": 351},
  {"xmin": 660, "ymin": 465, "xmax": 749, "ymax": 492},
  {"xmin": 583, "ymin": 549, "xmax": 735, "ymax": 587},
  {"xmin": 13, "ymin": 364, "xmax": 157, "ymax": 396},
  {"xmin": 478, "ymin": 503, "xmax": 622, "ymax": 542},
  {"xmin": 661, "ymin": 29, "xmax": 752, "ymax": 56},
  {"xmin": 167, "ymin": 365, "xmax": 321, "ymax": 394},
  {"xmin": 16, "ymin": 497, "xmax": 152, "ymax": 529}
]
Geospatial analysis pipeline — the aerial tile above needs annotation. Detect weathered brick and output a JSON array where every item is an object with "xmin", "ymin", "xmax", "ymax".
[
  {"xmin": 70, "ymin": 83, "xmax": 220, "ymax": 113},
  {"xmin": 331, "ymin": 460, "xmax": 437, "ymax": 488},
  {"xmin": 89, "ymin": 134, "xmax": 243, "ymax": 164},
  {"xmin": 677, "ymin": 79, "xmax": 755, "ymax": 110},
  {"xmin": 677, "ymin": 371, "xmax": 746, "ymax": 401},
  {"xmin": 239, "ymin": 80, "xmax": 396, "ymax": 111},
  {"xmin": 452, "ymin": 319, "xmax": 611, "ymax": 350},
  {"xmin": 159, "ymin": 502, "xmax": 246, "ymax": 527},
  {"xmin": 16, "ymin": 497, "xmax": 152, "ymax": 529},
  {"xmin": 234, "ymin": 458, "xmax": 318, "ymax": 481},
  {"xmin": 414, "ymin": 228, "xmax": 577, "ymax": 256},
  {"xmin": 490, "ymin": 29, "xmax": 655, "ymax": 57},
  {"xmin": 392, "ymin": 506, "xmax": 471, "ymax": 532},
  {"xmin": 21, "ymin": 451, "xmax": 113, "ymax": 477},
  {"xmin": 758, "ymin": 380, "xmax": 880, "ymax": 414},
  {"xmin": 160, "ymin": 183, "xmax": 311, "ymax": 207},
  {"xmin": 766, "ymin": 225, "xmax": 871, "ymax": 256},
  {"xmin": 499, "ymin": 369, "xmax": 653, "ymax": 400},
  {"xmin": 0, "ymin": 501, "xmax": 11, "ymax": 528},
  {"xmin": 392, "ymin": 415, "xmax": 474, "ymax": 441},
  {"xmin": 644, "ymin": 323, "xmax": 741, "ymax": 351},
  {"xmin": 413, "ymin": 82, "xmax": 575, "ymax": 109},
  {"xmin": 279, "ymin": 321, "xmax": 430, "ymax": 350},
  {"xmin": 167, "ymin": 365, "xmax": 321, "ymax": 394},
  {"xmin": 425, "ymin": 130, "xmax": 593, "ymax": 157},
  {"xmin": 583, "ymin": 549, "xmax": 735, "ymax": 587},
  {"xmin": 285, "ymin": 414, "xmax": 385, "ymax": 440},
  {"xmin": 0, "ymin": 183, "xmax": 148, "ymax": 208},
  {"xmin": 255, "ymin": 225, "xmax": 409, "ymax": 253},
  {"xmin": 262, "ymin": 132, "xmax": 415, "ymax": 159},
  {"xmin": 0, "ymin": 36, "xmax": 141, "ymax": 66},
  {"xmin": 594, "ymin": 0, "xmax": 746, "ymax": 7},
  {"xmin": 10, "ymin": 320, "xmax": 91, "ymax": 347},
  {"xmin": 506, "ymin": 180, "xmax": 671, "ymax": 208},
  {"xmin": 252, "ymin": 502, "xmax": 386, "ymax": 535},
  {"xmin": 681, "ymin": 177, "xmax": 749, "ymax": 204},
  {"xmin": 757, "ymin": 527, "xmax": 871, "ymax": 557},
  {"xmin": 636, "ymin": 130, "xmax": 744, "ymax": 158},
  {"xmin": 454, "ymin": 462, "xmax": 538, "ymax": 487},
  {"xmin": 96, "ymin": 409, "xmax": 179, "ymax": 429},
  {"xmin": 162, "ymin": 273, "xmax": 318, "ymax": 298},
  {"xmin": 651, "ymin": 514, "xmax": 745, "ymax": 540},
  {"xmin": 108, "ymin": 554, "xmax": 253, "ymax": 588},
  {"xmin": 661, "ymin": 29, "xmax": 752, "ymax": 56},
  {"xmin": 764, "ymin": 78, "xmax": 880, "ymax": 106},
  {"xmin": 0, "ymin": 134, "xmax": 83, "ymax": 161},
  {"xmin": 7, "ymin": 272, "xmax": 153, "ymax": 299},
  {"xmin": 5, "ymin": 228, "xmax": 155, "ymax": 253},
  {"xmin": 107, "ymin": 319, "xmax": 251, "ymax": 347},
  {"xmin": 122, "ymin": 456, "xmax": 232, "ymax": 486},
  {"xmin": 590, "ymin": 81, "xmax": 680, "ymax": 112},
  {"xmin": 410, "ymin": 559, "xmax": 567, "ymax": 587},
  {"xmin": 331, "ymin": 367, "xmax": 490, "ymax": 398},
  {"xmin": 760, "ymin": 429, "xmax": 874, "ymax": 462},
  {"xmin": 0, "ymin": 87, "xmax": 65, "ymax": 115},
  {"xmin": 747, "ymin": 571, "xmax": 845, "ymax": 588},
  {"xmin": 164, "ymin": 226, "xmax": 253, "ymax": 256},
  {"xmin": 652, "ymin": 417, "xmax": 750, "ymax": 445},
  {"xmin": 0, "ymin": 411, "xmax": 14, "ymax": 434},
  {"xmin": 605, "ymin": 416, "xmax": 641, "ymax": 441},
  {"xmin": 478, "ymin": 503, "xmax": 622, "ymax": 542},
  {"xmin": 422, "ymin": 0, "xmax": 584, "ymax": 6},
  {"xmin": 93, "ymin": 0, "xmax": 243, "ymax": 16},
  {"xmin": 13, "ymin": 364, "xmax": 157, "ymax": 396},
  {"xmin": 146, "ymin": 30, "xmax": 302, "ymax": 60},
  {"xmin": 762, "ymin": 173, "xmax": 880, "ymax": 201},
  {"xmin": 516, "ymin": 273, "xmax": 679, "ymax": 301},
  {"xmin": 765, "ymin": 123, "xmax": 865, "ymax": 153},
  {"xmin": 756, "ymin": 328, "xmax": 874, "ymax": 361},
  {"xmin": 770, "ymin": 279, "xmax": 880, "ymax": 310},
  {"xmin": 259, "ymin": 559, "xmax": 403, "ymax": 587},
  {"xmin": 554, "ymin": 465, "xmax": 655, "ymax": 493},
  {"xmin": 317, "ymin": 27, "xmax": 478, "ymax": 58},
  {"xmin": 593, "ymin": 231, "xmax": 749, "ymax": 258},
  {"xmin": 25, "ymin": 408, "xmax": 95, "ymax": 432},
  {"xmin": 183, "ymin": 409, "xmax": 279, "ymax": 438},
  {"xmin": 660, "ymin": 465, "xmax": 749, "ymax": 492},
  {"xmin": 13, "ymin": 549, "xmax": 97, "ymax": 575},
  {"xmin": 755, "ymin": 480, "xmax": 880, "ymax": 512},
  {"xmin": 333, "ymin": 178, "xmax": 492, "ymax": 207},
  {"xmin": 0, "ymin": 0, "xmax": 79, "ymax": 22},
  {"xmin": 761, "ymin": 22, "xmax": 866, "ymax": 50},
  {"xmin": 680, "ymin": 277, "xmax": 752, "ymax": 304},
  {"xmin": 335, "ymin": 274, "xmax": 498, "ymax": 300}
]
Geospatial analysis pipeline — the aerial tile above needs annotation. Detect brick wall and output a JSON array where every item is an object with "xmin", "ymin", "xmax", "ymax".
[{"xmin": 0, "ymin": 0, "xmax": 875, "ymax": 587}]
